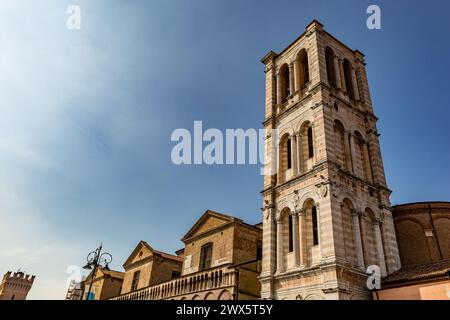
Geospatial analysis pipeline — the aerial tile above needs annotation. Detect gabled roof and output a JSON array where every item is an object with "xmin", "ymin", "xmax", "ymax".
[
  {"xmin": 122, "ymin": 240, "xmax": 182, "ymax": 268},
  {"xmin": 84, "ymin": 266, "xmax": 124, "ymax": 283},
  {"xmin": 181, "ymin": 209, "xmax": 241, "ymax": 242}
]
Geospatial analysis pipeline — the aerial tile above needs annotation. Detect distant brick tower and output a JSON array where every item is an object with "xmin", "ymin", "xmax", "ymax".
[
  {"xmin": 259, "ymin": 20, "xmax": 401, "ymax": 300},
  {"xmin": 0, "ymin": 271, "xmax": 35, "ymax": 300}
]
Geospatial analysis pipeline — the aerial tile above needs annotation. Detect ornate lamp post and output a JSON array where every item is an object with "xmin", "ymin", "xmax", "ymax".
[{"xmin": 82, "ymin": 243, "xmax": 112, "ymax": 300}]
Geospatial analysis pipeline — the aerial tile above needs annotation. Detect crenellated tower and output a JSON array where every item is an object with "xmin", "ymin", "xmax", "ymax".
[
  {"xmin": 0, "ymin": 270, "xmax": 36, "ymax": 300},
  {"xmin": 260, "ymin": 20, "xmax": 401, "ymax": 300}
]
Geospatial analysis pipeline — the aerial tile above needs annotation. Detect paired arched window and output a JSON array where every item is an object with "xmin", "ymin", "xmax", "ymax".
[
  {"xmin": 343, "ymin": 59, "xmax": 355, "ymax": 100},
  {"xmin": 277, "ymin": 123, "xmax": 315, "ymax": 184},
  {"xmin": 325, "ymin": 47, "xmax": 336, "ymax": 88}
]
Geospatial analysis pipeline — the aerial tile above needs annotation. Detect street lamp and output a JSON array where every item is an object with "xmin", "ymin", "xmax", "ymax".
[{"xmin": 83, "ymin": 243, "xmax": 112, "ymax": 300}]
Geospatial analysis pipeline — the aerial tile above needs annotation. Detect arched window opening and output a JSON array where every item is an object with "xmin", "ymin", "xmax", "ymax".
[
  {"xmin": 342, "ymin": 199, "xmax": 358, "ymax": 266},
  {"xmin": 288, "ymin": 214, "xmax": 294, "ymax": 252},
  {"xmin": 278, "ymin": 134, "xmax": 292, "ymax": 183},
  {"xmin": 280, "ymin": 64, "xmax": 290, "ymax": 102},
  {"xmin": 343, "ymin": 59, "xmax": 354, "ymax": 100},
  {"xmin": 312, "ymin": 206, "xmax": 319, "ymax": 246},
  {"xmin": 325, "ymin": 47, "xmax": 336, "ymax": 88},
  {"xmin": 361, "ymin": 208, "xmax": 378, "ymax": 267},
  {"xmin": 302, "ymin": 53, "xmax": 310, "ymax": 85},
  {"xmin": 333, "ymin": 120, "xmax": 349, "ymax": 170},
  {"xmin": 287, "ymin": 138, "xmax": 292, "ymax": 169},
  {"xmin": 307, "ymin": 126, "xmax": 314, "ymax": 159},
  {"xmin": 354, "ymin": 131, "xmax": 369, "ymax": 180},
  {"xmin": 298, "ymin": 50, "xmax": 310, "ymax": 89}
]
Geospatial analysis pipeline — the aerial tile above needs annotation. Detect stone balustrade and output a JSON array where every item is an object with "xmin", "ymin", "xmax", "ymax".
[{"xmin": 111, "ymin": 264, "xmax": 238, "ymax": 300}]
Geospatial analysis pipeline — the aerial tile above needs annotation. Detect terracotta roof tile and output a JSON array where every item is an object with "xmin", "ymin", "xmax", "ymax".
[{"xmin": 383, "ymin": 259, "xmax": 450, "ymax": 284}]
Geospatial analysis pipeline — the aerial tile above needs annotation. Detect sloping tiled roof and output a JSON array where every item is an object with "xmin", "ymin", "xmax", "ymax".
[
  {"xmin": 382, "ymin": 259, "xmax": 450, "ymax": 285},
  {"xmin": 101, "ymin": 268, "xmax": 125, "ymax": 280},
  {"xmin": 153, "ymin": 250, "xmax": 183, "ymax": 262}
]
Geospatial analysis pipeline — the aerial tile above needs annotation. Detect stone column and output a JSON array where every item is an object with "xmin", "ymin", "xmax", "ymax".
[
  {"xmin": 276, "ymin": 73, "xmax": 282, "ymax": 105},
  {"xmin": 297, "ymin": 133, "xmax": 303, "ymax": 175},
  {"xmin": 262, "ymin": 204, "xmax": 276, "ymax": 277},
  {"xmin": 276, "ymin": 218, "xmax": 284, "ymax": 273},
  {"xmin": 292, "ymin": 213, "xmax": 300, "ymax": 267},
  {"xmin": 349, "ymin": 133, "xmax": 357, "ymax": 175},
  {"xmin": 352, "ymin": 210, "xmax": 365, "ymax": 269},
  {"xmin": 288, "ymin": 63, "xmax": 295, "ymax": 97},
  {"xmin": 351, "ymin": 67, "xmax": 360, "ymax": 101},
  {"xmin": 333, "ymin": 55, "xmax": 341, "ymax": 89},
  {"xmin": 293, "ymin": 59, "xmax": 300, "ymax": 92},
  {"xmin": 373, "ymin": 219, "xmax": 387, "ymax": 277},
  {"xmin": 298, "ymin": 209, "xmax": 307, "ymax": 267},
  {"xmin": 292, "ymin": 135, "xmax": 298, "ymax": 176}
]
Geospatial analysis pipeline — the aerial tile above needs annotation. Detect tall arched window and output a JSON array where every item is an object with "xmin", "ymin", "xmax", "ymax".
[
  {"xmin": 343, "ymin": 59, "xmax": 355, "ymax": 100},
  {"xmin": 333, "ymin": 120, "xmax": 351, "ymax": 170},
  {"xmin": 287, "ymin": 138, "xmax": 292, "ymax": 169},
  {"xmin": 288, "ymin": 214, "xmax": 294, "ymax": 252},
  {"xmin": 354, "ymin": 131, "xmax": 368, "ymax": 180},
  {"xmin": 278, "ymin": 134, "xmax": 292, "ymax": 184},
  {"xmin": 298, "ymin": 49, "xmax": 310, "ymax": 89},
  {"xmin": 341, "ymin": 199, "xmax": 358, "ymax": 266},
  {"xmin": 325, "ymin": 47, "xmax": 336, "ymax": 88},
  {"xmin": 299, "ymin": 121, "xmax": 314, "ymax": 173},
  {"xmin": 280, "ymin": 64, "xmax": 290, "ymax": 102},
  {"xmin": 302, "ymin": 55, "xmax": 309, "ymax": 85},
  {"xmin": 307, "ymin": 126, "xmax": 314, "ymax": 159},
  {"xmin": 361, "ymin": 208, "xmax": 378, "ymax": 267},
  {"xmin": 312, "ymin": 206, "xmax": 319, "ymax": 246}
]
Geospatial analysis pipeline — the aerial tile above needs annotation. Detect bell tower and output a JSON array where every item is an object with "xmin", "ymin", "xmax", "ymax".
[{"xmin": 260, "ymin": 20, "xmax": 401, "ymax": 300}]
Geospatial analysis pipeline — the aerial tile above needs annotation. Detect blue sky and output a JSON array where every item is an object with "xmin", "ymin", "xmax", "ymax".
[{"xmin": 0, "ymin": 0, "xmax": 449, "ymax": 299}]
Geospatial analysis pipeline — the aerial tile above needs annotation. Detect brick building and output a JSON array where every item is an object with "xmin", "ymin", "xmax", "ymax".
[
  {"xmin": 82, "ymin": 267, "xmax": 124, "ymax": 300},
  {"xmin": 374, "ymin": 202, "xmax": 450, "ymax": 299},
  {"xmin": 111, "ymin": 210, "xmax": 262, "ymax": 300}
]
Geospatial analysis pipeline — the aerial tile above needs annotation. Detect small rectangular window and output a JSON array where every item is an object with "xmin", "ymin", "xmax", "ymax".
[
  {"xmin": 171, "ymin": 271, "xmax": 181, "ymax": 279},
  {"xmin": 199, "ymin": 243, "xmax": 213, "ymax": 271},
  {"xmin": 131, "ymin": 270, "xmax": 140, "ymax": 291}
]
